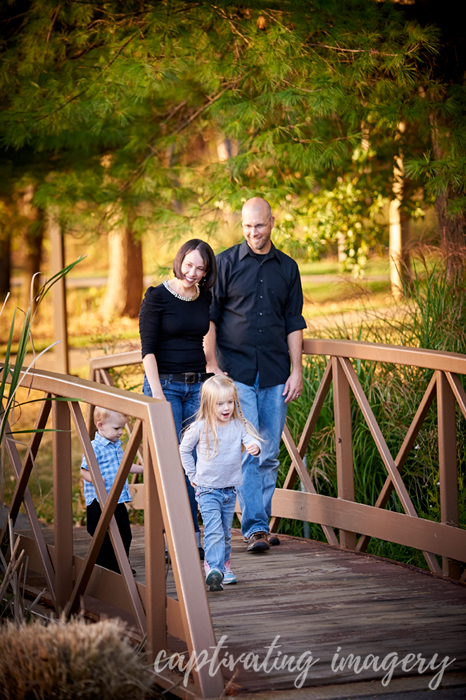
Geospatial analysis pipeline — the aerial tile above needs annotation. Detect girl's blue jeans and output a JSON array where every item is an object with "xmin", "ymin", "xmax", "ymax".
[
  {"xmin": 143, "ymin": 374, "xmax": 200, "ymax": 535},
  {"xmin": 195, "ymin": 486, "xmax": 236, "ymax": 572}
]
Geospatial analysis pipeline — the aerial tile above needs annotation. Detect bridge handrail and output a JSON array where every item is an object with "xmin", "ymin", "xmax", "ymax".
[
  {"xmin": 88, "ymin": 339, "xmax": 466, "ymax": 582},
  {"xmin": 1, "ymin": 363, "xmax": 224, "ymax": 698}
]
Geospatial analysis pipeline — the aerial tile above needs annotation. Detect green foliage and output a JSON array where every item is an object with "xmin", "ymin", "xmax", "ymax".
[
  {"xmin": 303, "ymin": 177, "xmax": 385, "ymax": 275},
  {"xmin": 0, "ymin": 0, "xmax": 452, "ymax": 260},
  {"xmin": 278, "ymin": 255, "xmax": 466, "ymax": 572}
]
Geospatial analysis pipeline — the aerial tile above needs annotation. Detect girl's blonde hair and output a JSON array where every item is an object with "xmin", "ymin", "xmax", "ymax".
[{"xmin": 193, "ymin": 375, "xmax": 261, "ymax": 459}]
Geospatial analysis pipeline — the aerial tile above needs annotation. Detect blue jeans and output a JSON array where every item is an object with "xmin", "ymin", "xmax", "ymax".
[
  {"xmin": 143, "ymin": 374, "xmax": 200, "ymax": 535},
  {"xmin": 195, "ymin": 487, "xmax": 236, "ymax": 572},
  {"xmin": 235, "ymin": 375, "xmax": 287, "ymax": 539}
]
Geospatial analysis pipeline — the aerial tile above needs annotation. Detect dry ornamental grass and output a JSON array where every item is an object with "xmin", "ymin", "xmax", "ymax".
[{"xmin": 0, "ymin": 616, "xmax": 154, "ymax": 700}]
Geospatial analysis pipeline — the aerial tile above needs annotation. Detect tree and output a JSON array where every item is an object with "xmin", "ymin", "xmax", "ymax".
[
  {"xmin": 0, "ymin": 0, "xmax": 459, "ymax": 304},
  {"xmin": 402, "ymin": 0, "xmax": 466, "ymax": 275}
]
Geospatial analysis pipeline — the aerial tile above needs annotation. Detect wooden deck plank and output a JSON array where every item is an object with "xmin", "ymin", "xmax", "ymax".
[{"xmin": 15, "ymin": 523, "xmax": 466, "ymax": 694}]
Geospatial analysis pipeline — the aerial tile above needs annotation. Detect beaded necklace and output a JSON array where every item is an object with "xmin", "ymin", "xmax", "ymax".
[{"xmin": 163, "ymin": 279, "xmax": 200, "ymax": 301}]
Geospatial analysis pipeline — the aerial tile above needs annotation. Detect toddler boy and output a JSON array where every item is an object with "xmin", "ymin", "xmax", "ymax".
[{"xmin": 81, "ymin": 407, "xmax": 143, "ymax": 573}]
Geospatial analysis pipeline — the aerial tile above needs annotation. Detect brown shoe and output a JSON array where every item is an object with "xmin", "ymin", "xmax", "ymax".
[
  {"xmin": 268, "ymin": 534, "xmax": 280, "ymax": 546},
  {"xmin": 246, "ymin": 531, "xmax": 270, "ymax": 553}
]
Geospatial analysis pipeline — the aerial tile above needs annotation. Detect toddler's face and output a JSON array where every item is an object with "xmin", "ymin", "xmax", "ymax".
[
  {"xmin": 215, "ymin": 393, "xmax": 234, "ymax": 424},
  {"xmin": 97, "ymin": 413, "xmax": 126, "ymax": 442}
]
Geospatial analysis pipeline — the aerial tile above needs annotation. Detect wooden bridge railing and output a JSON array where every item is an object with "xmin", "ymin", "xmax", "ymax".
[
  {"xmin": 1, "ymin": 366, "xmax": 224, "ymax": 699},
  {"xmin": 88, "ymin": 339, "xmax": 466, "ymax": 582}
]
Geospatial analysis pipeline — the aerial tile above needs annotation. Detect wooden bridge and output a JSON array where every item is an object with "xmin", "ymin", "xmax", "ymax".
[{"xmin": 2, "ymin": 339, "xmax": 466, "ymax": 698}]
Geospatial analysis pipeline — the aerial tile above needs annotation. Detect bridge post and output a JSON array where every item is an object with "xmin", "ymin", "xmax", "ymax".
[
  {"xmin": 52, "ymin": 398, "xmax": 74, "ymax": 610},
  {"xmin": 143, "ymin": 428, "xmax": 168, "ymax": 661},
  {"xmin": 333, "ymin": 357, "xmax": 357, "ymax": 549},
  {"xmin": 437, "ymin": 372, "xmax": 461, "ymax": 579}
]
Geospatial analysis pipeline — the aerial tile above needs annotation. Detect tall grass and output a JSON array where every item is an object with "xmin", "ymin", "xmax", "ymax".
[
  {"xmin": 1, "ymin": 257, "xmax": 84, "ymax": 506},
  {"xmin": 278, "ymin": 256, "xmax": 466, "ymax": 573}
]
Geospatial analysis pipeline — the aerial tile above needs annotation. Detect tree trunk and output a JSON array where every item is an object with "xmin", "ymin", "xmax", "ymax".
[
  {"xmin": 100, "ymin": 208, "xmax": 143, "ymax": 320},
  {"xmin": 0, "ymin": 207, "xmax": 11, "ymax": 298},
  {"xmin": 16, "ymin": 184, "xmax": 45, "ymax": 313},
  {"xmin": 389, "ymin": 123, "xmax": 411, "ymax": 299},
  {"xmin": 434, "ymin": 188, "xmax": 466, "ymax": 275},
  {"xmin": 430, "ymin": 112, "xmax": 466, "ymax": 276},
  {"xmin": 22, "ymin": 210, "xmax": 45, "ymax": 312},
  {"xmin": 48, "ymin": 206, "xmax": 69, "ymax": 375}
]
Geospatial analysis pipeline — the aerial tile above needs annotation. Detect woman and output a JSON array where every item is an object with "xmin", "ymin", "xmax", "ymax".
[{"xmin": 139, "ymin": 239, "xmax": 217, "ymax": 558}]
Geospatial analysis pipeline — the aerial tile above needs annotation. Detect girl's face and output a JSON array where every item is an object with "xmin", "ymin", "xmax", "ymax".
[
  {"xmin": 214, "ymin": 392, "xmax": 235, "ymax": 424},
  {"xmin": 180, "ymin": 249, "xmax": 206, "ymax": 288}
]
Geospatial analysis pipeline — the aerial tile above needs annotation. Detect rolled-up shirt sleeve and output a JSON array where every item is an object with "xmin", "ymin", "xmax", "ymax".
[
  {"xmin": 241, "ymin": 424, "xmax": 261, "ymax": 454},
  {"xmin": 139, "ymin": 286, "xmax": 163, "ymax": 359},
  {"xmin": 284, "ymin": 263, "xmax": 307, "ymax": 336}
]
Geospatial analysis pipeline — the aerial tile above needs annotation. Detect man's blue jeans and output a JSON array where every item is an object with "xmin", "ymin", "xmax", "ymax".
[
  {"xmin": 195, "ymin": 486, "xmax": 236, "ymax": 572},
  {"xmin": 143, "ymin": 375, "xmax": 200, "ymax": 535},
  {"xmin": 235, "ymin": 375, "xmax": 287, "ymax": 539}
]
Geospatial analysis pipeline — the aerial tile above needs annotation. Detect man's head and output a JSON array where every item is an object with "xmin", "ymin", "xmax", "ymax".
[{"xmin": 242, "ymin": 197, "xmax": 274, "ymax": 255}]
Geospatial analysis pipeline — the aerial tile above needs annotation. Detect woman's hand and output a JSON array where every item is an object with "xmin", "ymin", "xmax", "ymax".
[
  {"xmin": 151, "ymin": 388, "xmax": 167, "ymax": 401},
  {"xmin": 143, "ymin": 354, "xmax": 167, "ymax": 401}
]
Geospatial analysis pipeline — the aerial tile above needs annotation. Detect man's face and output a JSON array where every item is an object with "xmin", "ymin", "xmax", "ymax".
[{"xmin": 242, "ymin": 205, "xmax": 274, "ymax": 254}]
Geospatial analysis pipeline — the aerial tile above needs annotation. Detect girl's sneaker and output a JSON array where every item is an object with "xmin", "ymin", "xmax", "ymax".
[
  {"xmin": 205, "ymin": 568, "xmax": 224, "ymax": 591},
  {"xmin": 223, "ymin": 560, "xmax": 237, "ymax": 585}
]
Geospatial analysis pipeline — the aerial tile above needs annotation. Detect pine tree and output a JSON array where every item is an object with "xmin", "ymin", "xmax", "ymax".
[{"xmin": 0, "ymin": 1, "xmax": 462, "ymax": 309}]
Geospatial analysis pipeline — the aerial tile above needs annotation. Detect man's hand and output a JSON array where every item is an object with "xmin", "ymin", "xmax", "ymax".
[
  {"xmin": 282, "ymin": 368, "xmax": 303, "ymax": 404},
  {"xmin": 246, "ymin": 443, "xmax": 260, "ymax": 456},
  {"xmin": 206, "ymin": 361, "xmax": 228, "ymax": 376}
]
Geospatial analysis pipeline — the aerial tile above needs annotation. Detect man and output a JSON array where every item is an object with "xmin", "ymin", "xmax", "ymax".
[{"xmin": 205, "ymin": 197, "xmax": 306, "ymax": 552}]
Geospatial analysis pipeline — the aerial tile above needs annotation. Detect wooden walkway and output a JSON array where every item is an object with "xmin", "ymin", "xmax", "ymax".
[{"xmin": 18, "ymin": 522, "xmax": 466, "ymax": 697}]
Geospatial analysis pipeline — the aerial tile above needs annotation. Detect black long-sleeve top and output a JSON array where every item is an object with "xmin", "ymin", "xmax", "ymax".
[
  {"xmin": 139, "ymin": 283, "xmax": 212, "ymax": 373},
  {"xmin": 210, "ymin": 241, "xmax": 306, "ymax": 388}
]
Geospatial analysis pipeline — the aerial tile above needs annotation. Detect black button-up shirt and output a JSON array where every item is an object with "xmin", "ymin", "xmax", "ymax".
[{"xmin": 210, "ymin": 241, "xmax": 307, "ymax": 388}]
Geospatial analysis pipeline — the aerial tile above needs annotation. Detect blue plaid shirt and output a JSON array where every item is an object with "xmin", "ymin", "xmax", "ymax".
[{"xmin": 81, "ymin": 432, "xmax": 131, "ymax": 507}]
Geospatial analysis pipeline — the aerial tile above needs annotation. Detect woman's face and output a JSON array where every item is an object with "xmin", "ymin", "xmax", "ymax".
[{"xmin": 180, "ymin": 249, "xmax": 207, "ymax": 287}]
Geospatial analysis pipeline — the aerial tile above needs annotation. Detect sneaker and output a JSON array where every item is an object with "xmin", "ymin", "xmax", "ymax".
[
  {"xmin": 268, "ymin": 534, "xmax": 280, "ymax": 546},
  {"xmin": 223, "ymin": 560, "xmax": 237, "ymax": 585},
  {"xmin": 246, "ymin": 531, "xmax": 270, "ymax": 553},
  {"xmin": 206, "ymin": 568, "xmax": 224, "ymax": 591}
]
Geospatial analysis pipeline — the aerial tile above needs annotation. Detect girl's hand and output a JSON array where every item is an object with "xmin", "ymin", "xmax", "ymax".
[
  {"xmin": 246, "ymin": 443, "xmax": 260, "ymax": 456},
  {"xmin": 191, "ymin": 482, "xmax": 197, "ymax": 488}
]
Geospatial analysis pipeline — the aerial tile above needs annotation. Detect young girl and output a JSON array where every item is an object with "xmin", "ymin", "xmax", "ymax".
[{"xmin": 179, "ymin": 375, "xmax": 261, "ymax": 591}]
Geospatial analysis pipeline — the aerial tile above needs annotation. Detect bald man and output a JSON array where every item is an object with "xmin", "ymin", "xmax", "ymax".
[{"xmin": 205, "ymin": 197, "xmax": 307, "ymax": 552}]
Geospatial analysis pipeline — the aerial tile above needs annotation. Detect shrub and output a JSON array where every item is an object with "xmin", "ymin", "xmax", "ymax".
[{"xmin": 0, "ymin": 616, "xmax": 154, "ymax": 700}]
